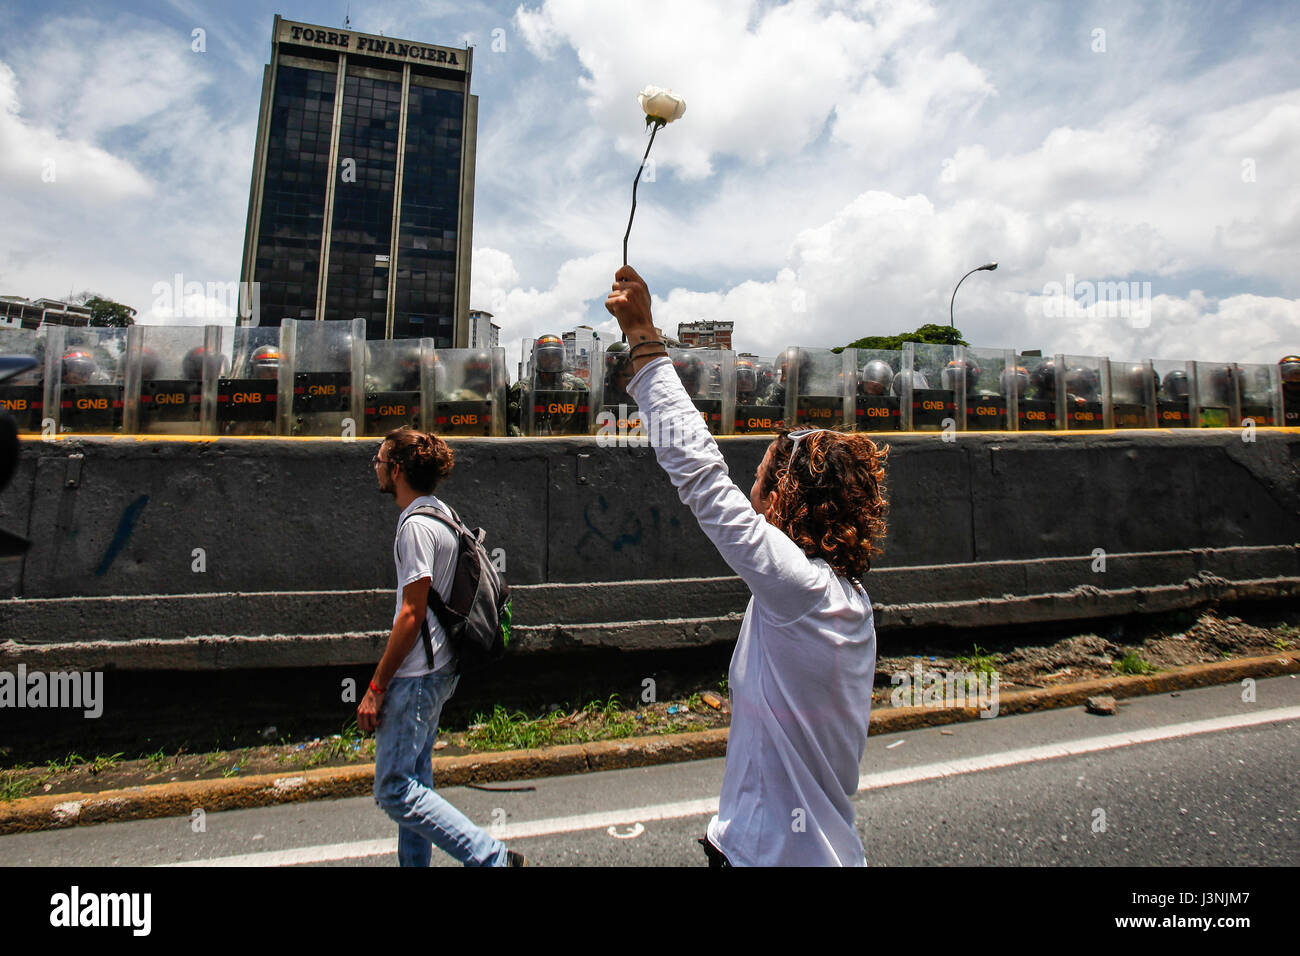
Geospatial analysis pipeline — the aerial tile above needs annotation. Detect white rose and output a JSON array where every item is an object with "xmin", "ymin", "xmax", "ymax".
[{"xmin": 638, "ymin": 86, "xmax": 686, "ymax": 125}]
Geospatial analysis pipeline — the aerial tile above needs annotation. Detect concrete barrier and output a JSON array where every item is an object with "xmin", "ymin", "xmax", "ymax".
[{"xmin": 1, "ymin": 429, "xmax": 1297, "ymax": 668}]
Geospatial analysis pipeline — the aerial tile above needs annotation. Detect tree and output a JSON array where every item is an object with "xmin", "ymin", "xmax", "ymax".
[
  {"xmin": 73, "ymin": 292, "xmax": 137, "ymax": 327},
  {"xmin": 834, "ymin": 323, "xmax": 968, "ymax": 353}
]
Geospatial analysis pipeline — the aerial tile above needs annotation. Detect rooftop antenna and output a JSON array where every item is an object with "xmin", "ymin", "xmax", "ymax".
[{"xmin": 344, "ymin": 5, "xmax": 350, "ymax": 28}]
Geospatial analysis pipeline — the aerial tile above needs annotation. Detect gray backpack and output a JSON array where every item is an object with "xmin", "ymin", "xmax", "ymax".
[{"xmin": 399, "ymin": 503, "xmax": 512, "ymax": 674}]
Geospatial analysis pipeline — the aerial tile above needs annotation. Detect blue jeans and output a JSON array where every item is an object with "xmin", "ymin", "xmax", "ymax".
[{"xmin": 373, "ymin": 670, "xmax": 508, "ymax": 867}]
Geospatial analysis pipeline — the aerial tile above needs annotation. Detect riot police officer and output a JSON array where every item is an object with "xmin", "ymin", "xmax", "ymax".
[
  {"xmin": 508, "ymin": 334, "xmax": 589, "ymax": 435},
  {"xmin": 761, "ymin": 348, "xmax": 811, "ymax": 407},
  {"xmin": 604, "ymin": 342, "xmax": 635, "ymax": 407},
  {"xmin": 735, "ymin": 359, "xmax": 759, "ymax": 404},
  {"xmin": 673, "ymin": 352, "xmax": 704, "ymax": 398}
]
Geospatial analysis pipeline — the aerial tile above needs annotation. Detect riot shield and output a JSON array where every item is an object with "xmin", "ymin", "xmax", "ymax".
[
  {"xmin": 599, "ymin": 346, "xmax": 643, "ymax": 437},
  {"xmin": 431, "ymin": 347, "xmax": 507, "ymax": 437},
  {"xmin": 522, "ymin": 337, "xmax": 594, "ymax": 436},
  {"xmin": 217, "ymin": 326, "xmax": 284, "ymax": 436},
  {"xmin": 903, "ymin": 343, "xmax": 959, "ymax": 432},
  {"xmin": 363, "ymin": 337, "xmax": 425, "ymax": 436},
  {"xmin": 669, "ymin": 348, "xmax": 735, "ymax": 435},
  {"xmin": 1058, "ymin": 353, "xmax": 1109, "ymax": 430},
  {"xmin": 786, "ymin": 347, "xmax": 852, "ymax": 430},
  {"xmin": 734, "ymin": 354, "xmax": 783, "ymax": 433},
  {"xmin": 1234, "ymin": 362, "xmax": 1282, "ymax": 428},
  {"xmin": 0, "ymin": 327, "xmax": 50, "ymax": 434},
  {"xmin": 1151, "ymin": 359, "xmax": 1192, "ymax": 427},
  {"xmin": 123, "ymin": 325, "xmax": 217, "ymax": 435},
  {"xmin": 1017, "ymin": 353, "xmax": 1060, "ymax": 431},
  {"xmin": 852, "ymin": 348, "xmax": 901, "ymax": 432},
  {"xmin": 56, "ymin": 327, "xmax": 128, "ymax": 434},
  {"xmin": 1189, "ymin": 362, "xmax": 1239, "ymax": 428},
  {"xmin": 961, "ymin": 347, "xmax": 1016, "ymax": 431},
  {"xmin": 1279, "ymin": 357, "xmax": 1300, "ymax": 427},
  {"xmin": 287, "ymin": 318, "xmax": 364, "ymax": 437},
  {"xmin": 1108, "ymin": 359, "xmax": 1158, "ymax": 428}
]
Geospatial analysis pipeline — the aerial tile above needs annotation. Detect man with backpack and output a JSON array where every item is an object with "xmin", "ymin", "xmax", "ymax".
[{"xmin": 358, "ymin": 426, "xmax": 528, "ymax": 867}]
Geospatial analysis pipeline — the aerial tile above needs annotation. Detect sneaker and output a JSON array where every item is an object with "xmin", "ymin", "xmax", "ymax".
[{"xmin": 506, "ymin": 849, "xmax": 531, "ymax": 867}]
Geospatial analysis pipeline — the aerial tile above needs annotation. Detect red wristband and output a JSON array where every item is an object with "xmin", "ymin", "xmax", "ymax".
[{"xmin": 369, "ymin": 680, "xmax": 386, "ymax": 695}]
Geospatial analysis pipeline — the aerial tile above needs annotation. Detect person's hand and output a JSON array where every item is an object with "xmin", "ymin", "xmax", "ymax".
[
  {"xmin": 357, "ymin": 686, "xmax": 384, "ymax": 733},
  {"xmin": 605, "ymin": 266, "xmax": 656, "ymax": 341}
]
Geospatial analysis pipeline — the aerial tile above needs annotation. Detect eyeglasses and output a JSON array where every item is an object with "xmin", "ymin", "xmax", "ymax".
[
  {"xmin": 786, "ymin": 427, "xmax": 832, "ymax": 462},
  {"xmin": 372, "ymin": 454, "xmax": 392, "ymax": 466}
]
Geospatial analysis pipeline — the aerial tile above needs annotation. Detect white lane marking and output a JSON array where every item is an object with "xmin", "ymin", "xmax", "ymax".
[
  {"xmin": 165, "ymin": 705, "xmax": 1299, "ymax": 867},
  {"xmin": 607, "ymin": 823, "xmax": 646, "ymax": 839},
  {"xmin": 856, "ymin": 705, "xmax": 1300, "ymax": 792}
]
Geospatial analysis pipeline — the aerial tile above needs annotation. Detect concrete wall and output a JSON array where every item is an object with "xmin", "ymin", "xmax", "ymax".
[{"xmin": 1, "ymin": 429, "xmax": 1297, "ymax": 667}]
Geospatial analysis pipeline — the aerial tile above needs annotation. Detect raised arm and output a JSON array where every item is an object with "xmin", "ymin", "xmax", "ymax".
[{"xmin": 607, "ymin": 267, "xmax": 828, "ymax": 621}]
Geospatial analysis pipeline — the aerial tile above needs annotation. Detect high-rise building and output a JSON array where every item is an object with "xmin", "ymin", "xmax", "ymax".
[
  {"xmin": 677, "ymin": 320, "xmax": 734, "ymax": 350},
  {"xmin": 239, "ymin": 16, "xmax": 478, "ymax": 346},
  {"xmin": 468, "ymin": 309, "xmax": 500, "ymax": 349}
]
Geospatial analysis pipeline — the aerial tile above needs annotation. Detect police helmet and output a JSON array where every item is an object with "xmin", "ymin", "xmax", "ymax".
[
  {"xmin": 859, "ymin": 360, "xmax": 893, "ymax": 397},
  {"xmin": 1028, "ymin": 361, "xmax": 1057, "ymax": 399},
  {"xmin": 1206, "ymin": 365, "xmax": 1237, "ymax": 403},
  {"xmin": 61, "ymin": 349, "xmax": 98, "ymax": 385},
  {"xmin": 1280, "ymin": 355, "xmax": 1300, "ymax": 385},
  {"xmin": 1161, "ymin": 369, "xmax": 1190, "ymax": 401},
  {"xmin": 1065, "ymin": 366, "xmax": 1100, "ymax": 403},
  {"xmin": 182, "ymin": 346, "xmax": 230, "ymax": 381},
  {"xmin": 890, "ymin": 369, "xmax": 928, "ymax": 397},
  {"xmin": 250, "ymin": 345, "xmax": 281, "ymax": 380},
  {"xmin": 941, "ymin": 358, "xmax": 983, "ymax": 394},
  {"xmin": 733, "ymin": 360, "xmax": 755, "ymax": 397},
  {"xmin": 137, "ymin": 347, "xmax": 162, "ymax": 381},
  {"xmin": 673, "ymin": 352, "xmax": 703, "ymax": 395},
  {"xmin": 999, "ymin": 365, "xmax": 1029, "ymax": 398},
  {"xmin": 534, "ymin": 335, "xmax": 565, "ymax": 374}
]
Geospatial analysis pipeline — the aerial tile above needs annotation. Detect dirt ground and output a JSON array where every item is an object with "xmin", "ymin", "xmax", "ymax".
[{"xmin": 3, "ymin": 603, "xmax": 1296, "ymax": 802}]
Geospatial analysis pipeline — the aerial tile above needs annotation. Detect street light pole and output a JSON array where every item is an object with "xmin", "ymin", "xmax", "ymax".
[{"xmin": 950, "ymin": 261, "xmax": 998, "ymax": 328}]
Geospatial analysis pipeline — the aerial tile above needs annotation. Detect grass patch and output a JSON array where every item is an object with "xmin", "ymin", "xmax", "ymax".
[
  {"xmin": 1112, "ymin": 651, "xmax": 1157, "ymax": 675},
  {"xmin": 464, "ymin": 694, "xmax": 649, "ymax": 752},
  {"xmin": 954, "ymin": 644, "xmax": 1001, "ymax": 678},
  {"xmin": 0, "ymin": 770, "xmax": 38, "ymax": 802}
]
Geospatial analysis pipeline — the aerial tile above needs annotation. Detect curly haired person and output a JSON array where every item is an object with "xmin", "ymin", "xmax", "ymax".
[
  {"xmin": 359, "ymin": 426, "xmax": 528, "ymax": 866},
  {"xmin": 606, "ymin": 266, "xmax": 888, "ymax": 867}
]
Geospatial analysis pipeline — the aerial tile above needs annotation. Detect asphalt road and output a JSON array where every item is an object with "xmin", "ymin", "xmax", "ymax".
[{"xmin": 1, "ymin": 675, "xmax": 1296, "ymax": 867}]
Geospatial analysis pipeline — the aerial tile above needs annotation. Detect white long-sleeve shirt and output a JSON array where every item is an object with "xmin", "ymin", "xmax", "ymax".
[{"xmin": 628, "ymin": 356, "xmax": 876, "ymax": 866}]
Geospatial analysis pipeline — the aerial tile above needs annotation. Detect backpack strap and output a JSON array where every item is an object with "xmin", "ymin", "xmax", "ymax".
[{"xmin": 397, "ymin": 504, "xmax": 462, "ymax": 669}]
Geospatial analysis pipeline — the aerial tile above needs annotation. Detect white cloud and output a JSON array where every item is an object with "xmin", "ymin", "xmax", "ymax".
[{"xmin": 0, "ymin": 61, "xmax": 153, "ymax": 202}]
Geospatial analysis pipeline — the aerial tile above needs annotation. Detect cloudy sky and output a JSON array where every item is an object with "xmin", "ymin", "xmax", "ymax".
[{"xmin": 2, "ymin": 0, "xmax": 1298, "ymax": 372}]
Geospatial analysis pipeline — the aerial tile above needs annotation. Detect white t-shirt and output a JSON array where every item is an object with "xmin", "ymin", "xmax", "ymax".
[
  {"xmin": 628, "ymin": 356, "xmax": 877, "ymax": 867},
  {"xmin": 392, "ymin": 495, "xmax": 458, "ymax": 678}
]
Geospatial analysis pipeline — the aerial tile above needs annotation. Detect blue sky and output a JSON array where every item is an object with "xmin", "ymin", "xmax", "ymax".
[{"xmin": 2, "ymin": 0, "xmax": 1298, "ymax": 369}]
